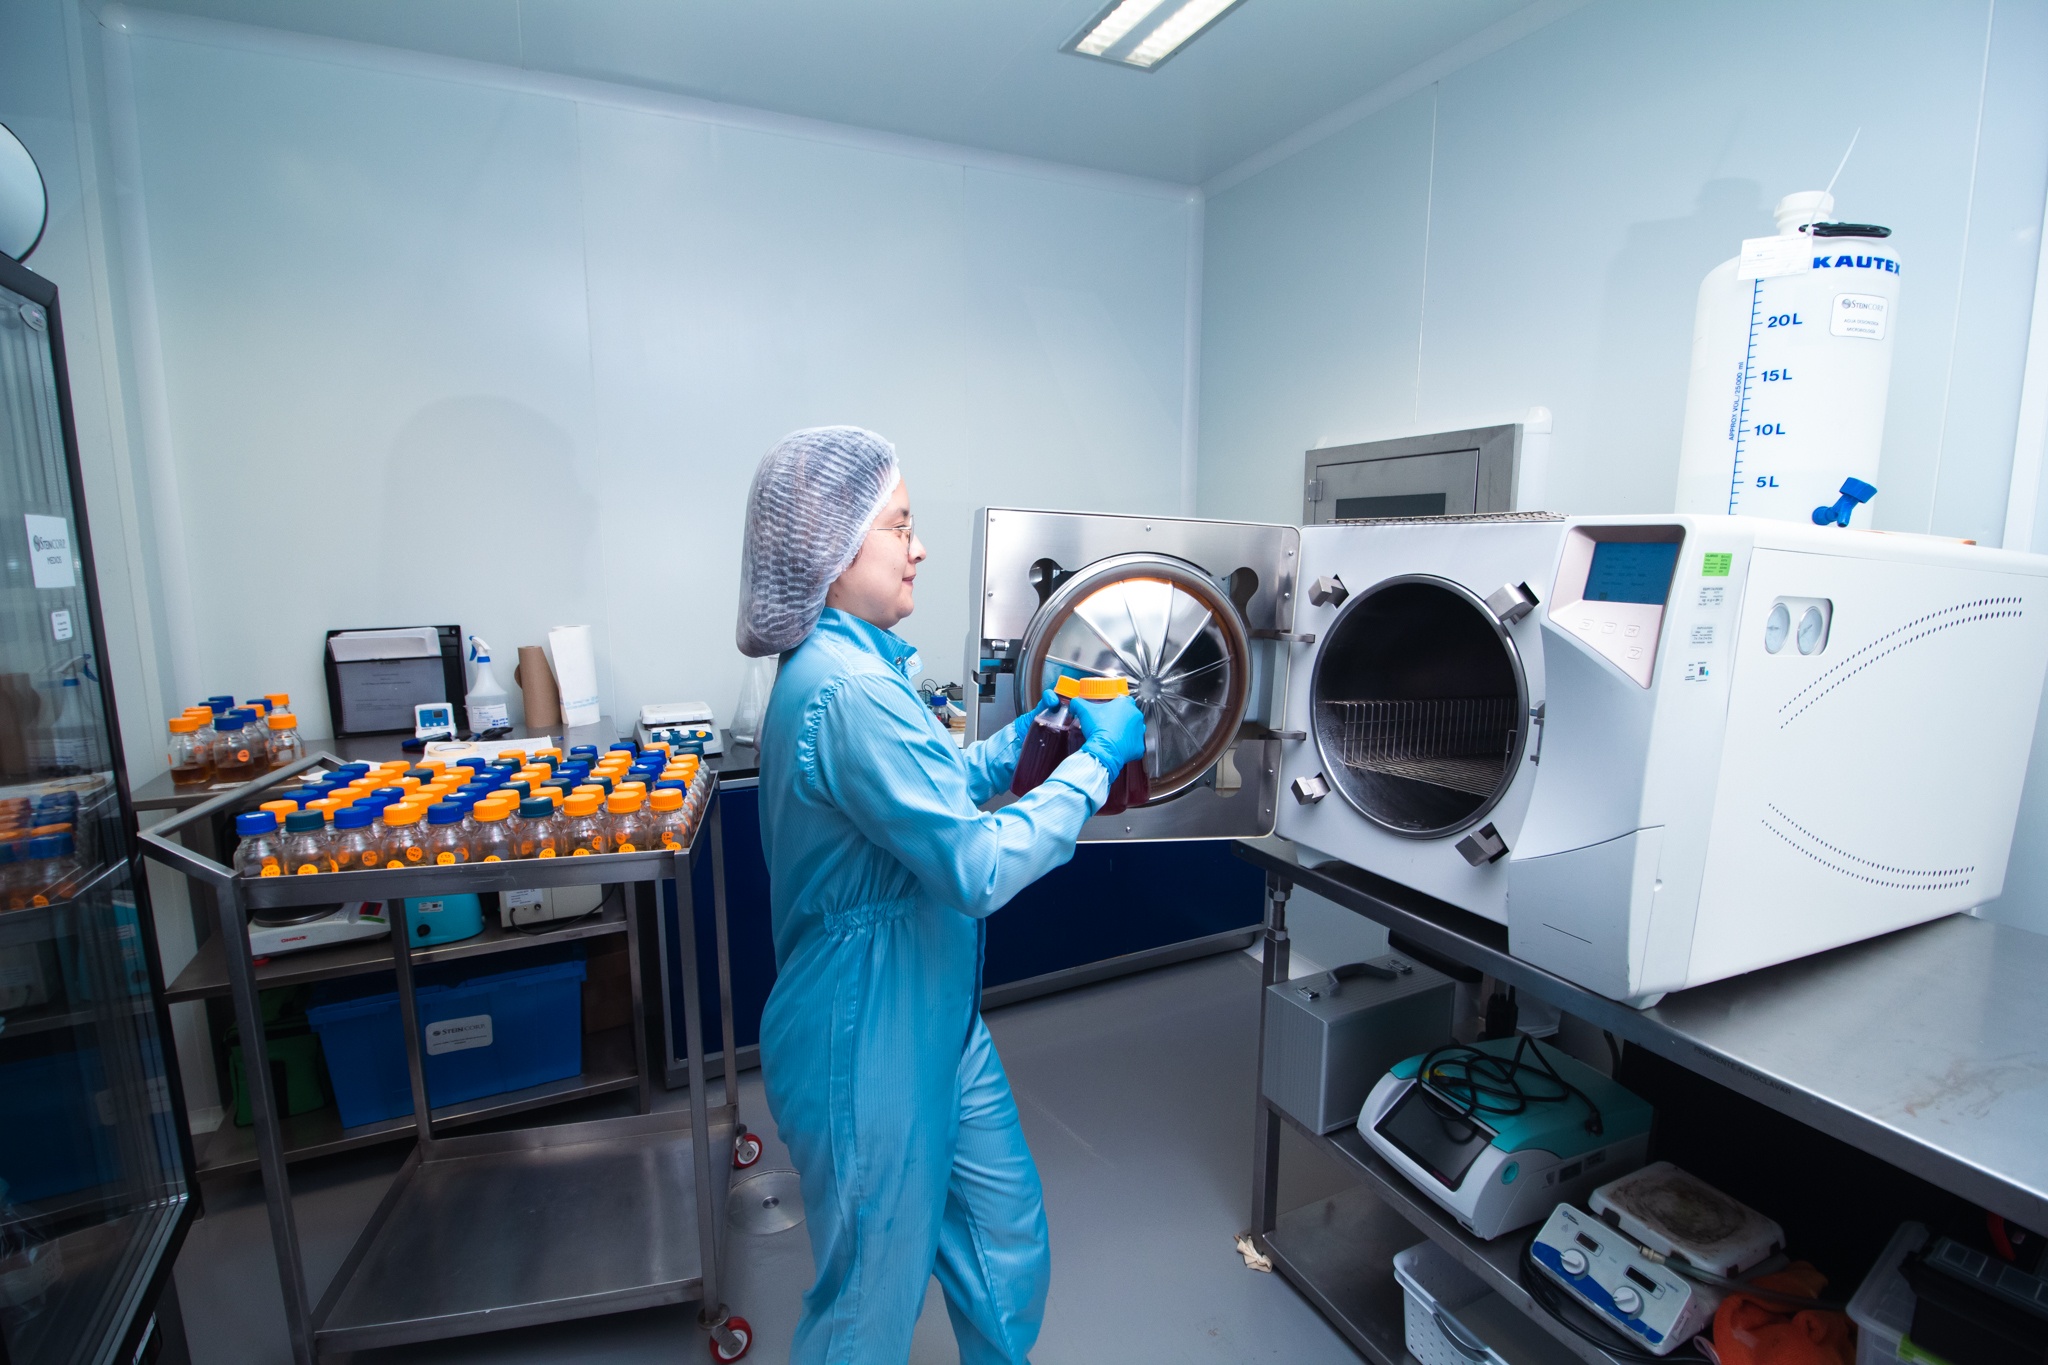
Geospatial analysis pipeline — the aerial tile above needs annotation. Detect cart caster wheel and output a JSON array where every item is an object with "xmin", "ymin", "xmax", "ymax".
[
  {"xmin": 709, "ymin": 1315, "xmax": 752, "ymax": 1361},
  {"xmin": 733, "ymin": 1133, "xmax": 763, "ymax": 1169}
]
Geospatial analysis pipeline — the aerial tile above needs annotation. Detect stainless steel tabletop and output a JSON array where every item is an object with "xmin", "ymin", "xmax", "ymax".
[{"xmin": 1232, "ymin": 836, "xmax": 2048, "ymax": 1232}]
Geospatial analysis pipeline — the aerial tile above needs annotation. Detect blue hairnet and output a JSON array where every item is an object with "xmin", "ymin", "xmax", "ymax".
[{"xmin": 737, "ymin": 426, "xmax": 901, "ymax": 657}]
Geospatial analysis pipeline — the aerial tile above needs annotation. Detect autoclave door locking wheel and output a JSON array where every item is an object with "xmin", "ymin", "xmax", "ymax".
[
  {"xmin": 964, "ymin": 508, "xmax": 1298, "ymax": 840},
  {"xmin": 1013, "ymin": 553, "xmax": 1252, "ymax": 801}
]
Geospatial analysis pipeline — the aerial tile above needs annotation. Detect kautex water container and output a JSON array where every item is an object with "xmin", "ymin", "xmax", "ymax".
[{"xmin": 1675, "ymin": 190, "xmax": 1901, "ymax": 526}]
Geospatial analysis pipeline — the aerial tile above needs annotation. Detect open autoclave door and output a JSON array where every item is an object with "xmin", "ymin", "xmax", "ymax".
[{"xmin": 963, "ymin": 509, "xmax": 1300, "ymax": 840}]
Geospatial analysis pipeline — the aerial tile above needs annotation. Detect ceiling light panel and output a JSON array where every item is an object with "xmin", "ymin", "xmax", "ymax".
[{"xmin": 1062, "ymin": 0, "xmax": 1248, "ymax": 70}]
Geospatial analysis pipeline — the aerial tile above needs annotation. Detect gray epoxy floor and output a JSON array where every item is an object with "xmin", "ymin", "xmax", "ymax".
[{"xmin": 174, "ymin": 952, "xmax": 1364, "ymax": 1363}]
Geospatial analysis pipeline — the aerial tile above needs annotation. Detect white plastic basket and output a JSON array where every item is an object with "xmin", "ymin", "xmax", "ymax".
[
  {"xmin": 1846, "ymin": 1222, "xmax": 1932, "ymax": 1365},
  {"xmin": 1394, "ymin": 1240, "xmax": 1581, "ymax": 1365}
]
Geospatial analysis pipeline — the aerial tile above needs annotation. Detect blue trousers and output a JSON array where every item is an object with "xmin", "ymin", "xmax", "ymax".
[{"xmin": 771, "ymin": 1015, "xmax": 1050, "ymax": 1365}]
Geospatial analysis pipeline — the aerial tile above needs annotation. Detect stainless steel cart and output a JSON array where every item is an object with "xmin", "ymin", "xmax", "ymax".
[{"xmin": 139, "ymin": 755, "xmax": 753, "ymax": 1363}]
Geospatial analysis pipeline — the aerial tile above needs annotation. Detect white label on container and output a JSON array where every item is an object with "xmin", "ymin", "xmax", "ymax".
[
  {"xmin": 425, "ymin": 1013, "xmax": 493, "ymax": 1055},
  {"xmin": 50, "ymin": 610, "xmax": 71, "ymax": 641},
  {"xmin": 504, "ymin": 888, "xmax": 544, "ymax": 909},
  {"xmin": 1689, "ymin": 624, "xmax": 1715, "ymax": 646},
  {"xmin": 23, "ymin": 515, "xmax": 74, "ymax": 588},
  {"xmin": 468, "ymin": 702, "xmax": 509, "ymax": 730},
  {"xmin": 1697, "ymin": 585, "xmax": 1725, "ymax": 609},
  {"xmin": 1737, "ymin": 234, "xmax": 1808, "ymax": 280},
  {"xmin": 1832, "ymin": 292, "xmax": 1888, "ymax": 339}
]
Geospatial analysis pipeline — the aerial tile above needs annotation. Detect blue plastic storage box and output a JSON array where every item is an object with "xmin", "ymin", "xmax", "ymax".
[{"xmin": 306, "ymin": 957, "xmax": 587, "ymax": 1129}]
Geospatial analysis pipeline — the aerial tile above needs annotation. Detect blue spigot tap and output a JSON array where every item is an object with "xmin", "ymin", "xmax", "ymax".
[{"xmin": 1813, "ymin": 477, "xmax": 1877, "ymax": 527}]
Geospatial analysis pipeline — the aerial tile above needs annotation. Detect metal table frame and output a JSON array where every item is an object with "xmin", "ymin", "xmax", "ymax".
[
  {"xmin": 1236, "ymin": 835, "xmax": 2048, "ymax": 1365},
  {"xmin": 138, "ymin": 754, "xmax": 750, "ymax": 1363}
]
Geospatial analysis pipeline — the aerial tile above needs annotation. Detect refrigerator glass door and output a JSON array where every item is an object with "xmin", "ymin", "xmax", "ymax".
[{"xmin": 0, "ymin": 265, "xmax": 192, "ymax": 1365}]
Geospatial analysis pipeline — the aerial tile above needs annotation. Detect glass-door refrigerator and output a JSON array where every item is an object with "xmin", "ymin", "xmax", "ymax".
[{"xmin": 0, "ymin": 254, "xmax": 195, "ymax": 1362}]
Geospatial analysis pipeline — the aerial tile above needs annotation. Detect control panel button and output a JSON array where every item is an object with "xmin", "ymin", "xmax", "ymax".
[
  {"xmin": 1560, "ymin": 1248, "xmax": 1589, "ymax": 1277},
  {"xmin": 1612, "ymin": 1285, "xmax": 1643, "ymax": 1316}
]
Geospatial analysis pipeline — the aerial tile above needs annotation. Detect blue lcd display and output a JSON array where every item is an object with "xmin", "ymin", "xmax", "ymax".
[{"xmin": 1583, "ymin": 541, "xmax": 1680, "ymax": 605}]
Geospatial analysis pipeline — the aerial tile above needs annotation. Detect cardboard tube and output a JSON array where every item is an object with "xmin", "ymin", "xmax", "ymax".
[{"xmin": 513, "ymin": 645, "xmax": 562, "ymax": 729}]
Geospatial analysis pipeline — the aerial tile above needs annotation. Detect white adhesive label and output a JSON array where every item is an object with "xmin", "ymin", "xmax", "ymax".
[
  {"xmin": 1832, "ymin": 292, "xmax": 1888, "ymax": 339},
  {"xmin": 468, "ymin": 702, "xmax": 510, "ymax": 730},
  {"xmin": 425, "ymin": 1013, "xmax": 494, "ymax": 1055},
  {"xmin": 1737, "ymin": 234, "xmax": 1808, "ymax": 280},
  {"xmin": 1697, "ymin": 585, "xmax": 1725, "ymax": 609},
  {"xmin": 23, "ymin": 515, "xmax": 74, "ymax": 589},
  {"xmin": 504, "ymin": 888, "xmax": 545, "ymax": 909},
  {"xmin": 1689, "ymin": 624, "xmax": 1715, "ymax": 646}
]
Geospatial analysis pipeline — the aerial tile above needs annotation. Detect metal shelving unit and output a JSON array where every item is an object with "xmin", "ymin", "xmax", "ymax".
[
  {"xmin": 1246, "ymin": 873, "xmax": 1634, "ymax": 1365},
  {"xmin": 1238, "ymin": 832, "xmax": 2048, "ymax": 1365},
  {"xmin": 139, "ymin": 754, "xmax": 753, "ymax": 1364}
]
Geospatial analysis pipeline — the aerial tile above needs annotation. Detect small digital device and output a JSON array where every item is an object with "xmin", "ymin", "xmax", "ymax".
[
  {"xmin": 1531, "ymin": 1202, "xmax": 1716, "ymax": 1356},
  {"xmin": 413, "ymin": 702, "xmax": 456, "ymax": 742},
  {"xmin": 404, "ymin": 895, "xmax": 483, "ymax": 946},
  {"xmin": 1358, "ymin": 1035, "xmax": 1653, "ymax": 1240}
]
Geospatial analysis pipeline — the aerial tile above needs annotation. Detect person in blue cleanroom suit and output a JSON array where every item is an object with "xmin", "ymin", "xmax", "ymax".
[{"xmin": 736, "ymin": 426, "xmax": 1146, "ymax": 1365}]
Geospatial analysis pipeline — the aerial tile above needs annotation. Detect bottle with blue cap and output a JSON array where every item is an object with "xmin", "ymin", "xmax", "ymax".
[
  {"xmin": 281, "ymin": 810, "xmax": 331, "ymax": 876},
  {"xmin": 331, "ymin": 805, "xmax": 382, "ymax": 871},
  {"xmin": 213, "ymin": 712, "xmax": 260, "ymax": 779},
  {"xmin": 425, "ymin": 802, "xmax": 470, "ymax": 865},
  {"xmin": 233, "ymin": 811, "xmax": 284, "ymax": 877}
]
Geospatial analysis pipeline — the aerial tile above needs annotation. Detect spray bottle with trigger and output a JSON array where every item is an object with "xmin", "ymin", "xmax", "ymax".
[{"xmin": 466, "ymin": 636, "xmax": 512, "ymax": 738}]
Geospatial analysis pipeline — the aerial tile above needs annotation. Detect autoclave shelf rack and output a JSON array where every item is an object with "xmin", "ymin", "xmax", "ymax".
[{"xmin": 138, "ymin": 753, "xmax": 752, "ymax": 1364}]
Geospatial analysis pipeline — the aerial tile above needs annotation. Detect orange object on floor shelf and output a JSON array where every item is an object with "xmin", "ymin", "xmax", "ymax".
[{"xmin": 1713, "ymin": 1263, "xmax": 1856, "ymax": 1365}]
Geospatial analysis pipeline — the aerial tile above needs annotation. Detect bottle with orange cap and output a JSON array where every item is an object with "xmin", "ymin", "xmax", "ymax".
[
  {"xmin": 168, "ymin": 714, "xmax": 213, "ymax": 785},
  {"xmin": 562, "ymin": 793, "xmax": 608, "ymax": 856},
  {"xmin": 470, "ymin": 799, "xmax": 516, "ymax": 862},
  {"xmin": 650, "ymin": 787, "xmax": 690, "ymax": 851},
  {"xmin": 606, "ymin": 791, "xmax": 652, "ymax": 853},
  {"xmin": 382, "ymin": 802, "xmax": 430, "ymax": 866},
  {"xmin": 1010, "ymin": 675, "xmax": 1150, "ymax": 815},
  {"xmin": 266, "ymin": 711, "xmax": 304, "ymax": 769}
]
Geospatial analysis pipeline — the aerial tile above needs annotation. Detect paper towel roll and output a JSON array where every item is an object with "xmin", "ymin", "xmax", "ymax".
[
  {"xmin": 548, "ymin": 625, "xmax": 602, "ymax": 727},
  {"xmin": 513, "ymin": 645, "xmax": 561, "ymax": 729}
]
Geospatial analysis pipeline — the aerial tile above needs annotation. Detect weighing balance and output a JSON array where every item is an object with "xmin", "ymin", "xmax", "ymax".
[
  {"xmin": 248, "ymin": 901, "xmax": 389, "ymax": 957},
  {"xmin": 1358, "ymin": 1035, "xmax": 1653, "ymax": 1240},
  {"xmin": 639, "ymin": 703, "xmax": 722, "ymax": 756}
]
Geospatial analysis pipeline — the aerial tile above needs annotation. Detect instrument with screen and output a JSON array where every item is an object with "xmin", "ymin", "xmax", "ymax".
[{"xmin": 1371, "ymin": 1084, "xmax": 1495, "ymax": 1190}]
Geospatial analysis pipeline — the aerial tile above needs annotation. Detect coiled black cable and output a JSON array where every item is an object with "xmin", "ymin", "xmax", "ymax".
[{"xmin": 1411, "ymin": 1034, "xmax": 1607, "ymax": 1142}]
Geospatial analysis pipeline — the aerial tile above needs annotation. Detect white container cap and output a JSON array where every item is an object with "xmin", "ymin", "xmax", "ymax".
[{"xmin": 1774, "ymin": 190, "xmax": 1836, "ymax": 235}]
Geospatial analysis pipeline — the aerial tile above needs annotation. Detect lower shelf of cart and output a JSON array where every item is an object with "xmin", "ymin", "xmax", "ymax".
[
  {"xmin": 312, "ymin": 1105, "xmax": 737, "ymax": 1353},
  {"xmin": 195, "ymin": 1025, "xmax": 639, "ymax": 1176},
  {"xmin": 1269, "ymin": 1105, "xmax": 1633, "ymax": 1365}
]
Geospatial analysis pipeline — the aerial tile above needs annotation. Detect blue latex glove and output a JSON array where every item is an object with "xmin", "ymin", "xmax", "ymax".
[
  {"xmin": 1000, "ymin": 689, "xmax": 1060, "ymax": 746},
  {"xmin": 1073, "ymin": 693, "xmax": 1146, "ymax": 772}
]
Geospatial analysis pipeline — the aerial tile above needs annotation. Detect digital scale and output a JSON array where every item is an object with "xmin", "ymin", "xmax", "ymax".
[
  {"xmin": 248, "ymin": 901, "xmax": 389, "ymax": 957},
  {"xmin": 1358, "ymin": 1035, "xmax": 1653, "ymax": 1240},
  {"xmin": 1530, "ymin": 1163, "xmax": 1784, "ymax": 1356},
  {"xmin": 638, "ymin": 703, "xmax": 722, "ymax": 756}
]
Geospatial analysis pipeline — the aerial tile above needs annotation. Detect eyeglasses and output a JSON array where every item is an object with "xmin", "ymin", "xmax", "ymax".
[{"xmin": 871, "ymin": 514, "xmax": 915, "ymax": 544}]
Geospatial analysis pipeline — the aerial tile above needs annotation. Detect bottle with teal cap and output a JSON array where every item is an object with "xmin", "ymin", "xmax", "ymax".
[{"xmin": 281, "ymin": 810, "xmax": 331, "ymax": 875}]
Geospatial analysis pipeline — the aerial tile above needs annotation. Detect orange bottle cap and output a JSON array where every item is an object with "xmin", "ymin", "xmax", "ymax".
[
  {"xmin": 651, "ymin": 789, "xmax": 683, "ymax": 812},
  {"xmin": 260, "ymin": 799, "xmax": 299, "ymax": 820},
  {"xmin": 475, "ymin": 801, "xmax": 511, "ymax": 822},
  {"xmin": 267, "ymin": 712, "xmax": 297, "ymax": 729},
  {"xmin": 497, "ymin": 749, "xmax": 528, "ymax": 763},
  {"xmin": 616, "ymin": 781, "xmax": 647, "ymax": 795},
  {"xmin": 397, "ymin": 777, "xmax": 422, "ymax": 794},
  {"xmin": 1054, "ymin": 674, "xmax": 1129, "ymax": 701},
  {"xmin": 564, "ymin": 793, "xmax": 601, "ymax": 817},
  {"xmin": 572, "ymin": 784, "xmax": 604, "ymax": 799},
  {"xmin": 606, "ymin": 792, "xmax": 642, "ymax": 814},
  {"xmin": 265, "ymin": 692, "xmax": 290, "ymax": 709},
  {"xmin": 383, "ymin": 803, "xmax": 424, "ymax": 826},
  {"xmin": 170, "ymin": 716, "xmax": 202, "ymax": 733}
]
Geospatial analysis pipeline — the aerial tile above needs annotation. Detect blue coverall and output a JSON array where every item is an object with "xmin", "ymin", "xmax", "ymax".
[{"xmin": 757, "ymin": 608, "xmax": 1111, "ymax": 1365}]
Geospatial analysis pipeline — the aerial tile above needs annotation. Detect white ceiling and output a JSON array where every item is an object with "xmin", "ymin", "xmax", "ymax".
[{"xmin": 114, "ymin": 0, "xmax": 1543, "ymax": 184}]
